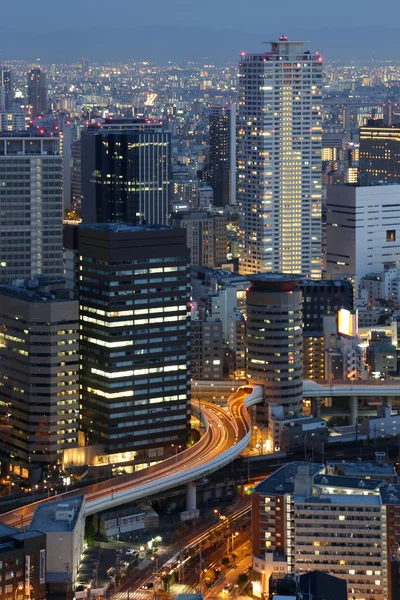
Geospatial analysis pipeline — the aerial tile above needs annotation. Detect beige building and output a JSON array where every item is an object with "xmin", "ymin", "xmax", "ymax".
[
  {"xmin": 0, "ymin": 282, "xmax": 79, "ymax": 475},
  {"xmin": 171, "ymin": 210, "xmax": 227, "ymax": 267}
]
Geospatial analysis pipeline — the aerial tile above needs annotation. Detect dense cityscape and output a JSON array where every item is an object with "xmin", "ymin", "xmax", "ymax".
[{"xmin": 2, "ymin": 20, "xmax": 400, "ymax": 600}]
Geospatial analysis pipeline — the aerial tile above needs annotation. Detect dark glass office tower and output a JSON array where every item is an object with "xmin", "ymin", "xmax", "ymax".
[
  {"xmin": 81, "ymin": 118, "xmax": 171, "ymax": 225},
  {"xmin": 79, "ymin": 223, "xmax": 191, "ymax": 459},
  {"xmin": 27, "ymin": 68, "xmax": 47, "ymax": 116},
  {"xmin": 360, "ymin": 121, "xmax": 400, "ymax": 183},
  {"xmin": 0, "ymin": 66, "xmax": 12, "ymax": 109},
  {"xmin": 207, "ymin": 105, "xmax": 236, "ymax": 207}
]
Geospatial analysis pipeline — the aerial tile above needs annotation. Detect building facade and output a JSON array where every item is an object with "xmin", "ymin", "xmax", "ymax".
[
  {"xmin": 81, "ymin": 118, "xmax": 171, "ymax": 225},
  {"xmin": 0, "ymin": 134, "xmax": 63, "ymax": 283},
  {"xmin": 79, "ymin": 223, "xmax": 191, "ymax": 459},
  {"xmin": 171, "ymin": 210, "xmax": 227, "ymax": 267},
  {"xmin": 246, "ymin": 274, "xmax": 303, "ymax": 417},
  {"xmin": 207, "ymin": 104, "xmax": 236, "ymax": 206},
  {"xmin": 238, "ymin": 37, "xmax": 323, "ymax": 277},
  {"xmin": 0, "ymin": 283, "xmax": 79, "ymax": 475},
  {"xmin": 326, "ymin": 184, "xmax": 400, "ymax": 286},
  {"xmin": 27, "ymin": 68, "xmax": 47, "ymax": 117},
  {"xmin": 360, "ymin": 122, "xmax": 400, "ymax": 183},
  {"xmin": 0, "ymin": 524, "xmax": 46, "ymax": 600},
  {"xmin": 190, "ymin": 319, "xmax": 223, "ymax": 380},
  {"xmin": 252, "ymin": 462, "xmax": 400, "ymax": 600}
]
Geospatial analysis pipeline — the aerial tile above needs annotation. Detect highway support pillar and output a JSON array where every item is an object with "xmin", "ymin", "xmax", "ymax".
[
  {"xmin": 311, "ymin": 397, "xmax": 321, "ymax": 418},
  {"xmin": 384, "ymin": 396, "xmax": 393, "ymax": 412},
  {"xmin": 350, "ymin": 396, "xmax": 358, "ymax": 426},
  {"xmin": 186, "ymin": 481, "xmax": 197, "ymax": 511}
]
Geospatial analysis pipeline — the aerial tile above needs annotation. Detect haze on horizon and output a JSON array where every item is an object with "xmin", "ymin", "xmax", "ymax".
[{"xmin": 1, "ymin": 0, "xmax": 400, "ymax": 63}]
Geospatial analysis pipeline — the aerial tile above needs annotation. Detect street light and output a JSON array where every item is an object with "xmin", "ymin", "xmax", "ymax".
[
  {"xmin": 14, "ymin": 583, "xmax": 23, "ymax": 599},
  {"xmin": 229, "ymin": 531, "xmax": 239, "ymax": 553},
  {"xmin": 171, "ymin": 444, "xmax": 182, "ymax": 464}
]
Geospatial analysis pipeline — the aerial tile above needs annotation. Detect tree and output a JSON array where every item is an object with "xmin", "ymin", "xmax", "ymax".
[
  {"xmin": 231, "ymin": 552, "xmax": 238, "ymax": 564},
  {"xmin": 237, "ymin": 573, "xmax": 248, "ymax": 586},
  {"xmin": 222, "ymin": 556, "xmax": 230, "ymax": 567}
]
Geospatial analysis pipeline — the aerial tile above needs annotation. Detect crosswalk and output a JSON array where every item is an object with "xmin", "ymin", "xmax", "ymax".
[{"xmin": 112, "ymin": 590, "xmax": 152, "ymax": 600}]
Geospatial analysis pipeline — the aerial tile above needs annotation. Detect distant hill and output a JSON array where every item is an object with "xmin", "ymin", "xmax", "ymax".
[{"xmin": 0, "ymin": 24, "xmax": 398, "ymax": 64}]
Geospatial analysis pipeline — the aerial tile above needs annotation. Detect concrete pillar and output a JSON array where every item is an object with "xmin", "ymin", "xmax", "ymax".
[
  {"xmin": 350, "ymin": 396, "xmax": 358, "ymax": 426},
  {"xmin": 186, "ymin": 481, "xmax": 197, "ymax": 511},
  {"xmin": 384, "ymin": 396, "xmax": 393, "ymax": 412},
  {"xmin": 311, "ymin": 397, "xmax": 321, "ymax": 418}
]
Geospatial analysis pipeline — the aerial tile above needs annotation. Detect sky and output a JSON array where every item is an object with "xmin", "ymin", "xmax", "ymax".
[{"xmin": 1, "ymin": 0, "xmax": 400, "ymax": 62}]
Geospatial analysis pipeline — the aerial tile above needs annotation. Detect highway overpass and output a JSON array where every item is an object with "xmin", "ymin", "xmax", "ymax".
[{"xmin": 0, "ymin": 386, "xmax": 263, "ymax": 528}]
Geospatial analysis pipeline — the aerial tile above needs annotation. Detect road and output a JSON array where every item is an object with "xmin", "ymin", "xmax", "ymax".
[{"xmin": 0, "ymin": 392, "xmax": 252, "ymax": 528}]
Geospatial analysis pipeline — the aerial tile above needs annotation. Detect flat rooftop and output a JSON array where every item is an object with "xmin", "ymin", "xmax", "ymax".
[
  {"xmin": 29, "ymin": 495, "xmax": 85, "ymax": 533},
  {"xmin": 254, "ymin": 462, "xmax": 324, "ymax": 496},
  {"xmin": 80, "ymin": 223, "xmax": 174, "ymax": 233},
  {"xmin": 327, "ymin": 460, "xmax": 397, "ymax": 477}
]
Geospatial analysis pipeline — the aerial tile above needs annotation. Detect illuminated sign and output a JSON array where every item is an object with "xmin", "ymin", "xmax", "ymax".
[{"xmin": 338, "ymin": 309, "xmax": 358, "ymax": 337}]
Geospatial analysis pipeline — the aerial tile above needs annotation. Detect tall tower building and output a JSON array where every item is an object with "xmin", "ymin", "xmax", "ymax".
[
  {"xmin": 0, "ymin": 282, "xmax": 79, "ymax": 475},
  {"xmin": 207, "ymin": 104, "xmax": 236, "ymax": 206},
  {"xmin": 78, "ymin": 223, "xmax": 191, "ymax": 460},
  {"xmin": 0, "ymin": 66, "xmax": 12, "ymax": 109},
  {"xmin": 246, "ymin": 274, "xmax": 303, "ymax": 418},
  {"xmin": 0, "ymin": 134, "xmax": 64, "ymax": 283},
  {"xmin": 238, "ymin": 37, "xmax": 323, "ymax": 277},
  {"xmin": 27, "ymin": 68, "xmax": 47, "ymax": 117},
  {"xmin": 81, "ymin": 117, "xmax": 171, "ymax": 225},
  {"xmin": 359, "ymin": 122, "xmax": 400, "ymax": 183}
]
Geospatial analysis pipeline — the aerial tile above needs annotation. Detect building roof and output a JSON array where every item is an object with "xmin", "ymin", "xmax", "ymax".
[
  {"xmin": 314, "ymin": 473, "xmax": 383, "ymax": 492},
  {"xmin": 29, "ymin": 495, "xmax": 85, "ymax": 533},
  {"xmin": 326, "ymin": 459, "xmax": 397, "ymax": 477},
  {"xmin": 80, "ymin": 223, "xmax": 174, "ymax": 233},
  {"xmin": 254, "ymin": 462, "xmax": 324, "ymax": 496}
]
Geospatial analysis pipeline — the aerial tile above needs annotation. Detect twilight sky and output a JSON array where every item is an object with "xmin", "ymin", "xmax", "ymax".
[{"xmin": 1, "ymin": 0, "xmax": 399, "ymax": 62}]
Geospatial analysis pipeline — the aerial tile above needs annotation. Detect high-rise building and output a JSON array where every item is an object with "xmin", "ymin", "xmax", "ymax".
[
  {"xmin": 71, "ymin": 138, "xmax": 82, "ymax": 212},
  {"xmin": 246, "ymin": 274, "xmax": 303, "ymax": 417},
  {"xmin": 299, "ymin": 279, "xmax": 354, "ymax": 380},
  {"xmin": 360, "ymin": 122, "xmax": 400, "ymax": 183},
  {"xmin": 78, "ymin": 223, "xmax": 191, "ymax": 459},
  {"xmin": 0, "ymin": 111, "xmax": 29, "ymax": 132},
  {"xmin": 190, "ymin": 319, "xmax": 223, "ymax": 380},
  {"xmin": 0, "ymin": 66, "xmax": 12, "ymax": 110},
  {"xmin": 171, "ymin": 210, "xmax": 227, "ymax": 267},
  {"xmin": 81, "ymin": 117, "xmax": 171, "ymax": 225},
  {"xmin": 27, "ymin": 68, "xmax": 47, "ymax": 117},
  {"xmin": 326, "ymin": 184, "xmax": 400, "ymax": 287},
  {"xmin": 0, "ymin": 282, "xmax": 79, "ymax": 475},
  {"xmin": 238, "ymin": 37, "xmax": 323, "ymax": 277},
  {"xmin": 207, "ymin": 104, "xmax": 236, "ymax": 206},
  {"xmin": 252, "ymin": 461, "xmax": 400, "ymax": 600},
  {"xmin": 0, "ymin": 134, "xmax": 64, "ymax": 283},
  {"xmin": 81, "ymin": 56, "xmax": 89, "ymax": 75}
]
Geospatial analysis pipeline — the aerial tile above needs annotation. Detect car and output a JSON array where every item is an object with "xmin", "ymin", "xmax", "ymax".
[{"xmin": 141, "ymin": 582, "xmax": 154, "ymax": 590}]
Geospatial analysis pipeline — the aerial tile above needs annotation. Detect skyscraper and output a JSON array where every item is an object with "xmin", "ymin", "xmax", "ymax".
[
  {"xmin": 81, "ymin": 117, "xmax": 171, "ymax": 225},
  {"xmin": 238, "ymin": 37, "xmax": 323, "ymax": 277},
  {"xmin": 0, "ymin": 134, "xmax": 64, "ymax": 283},
  {"xmin": 207, "ymin": 104, "xmax": 236, "ymax": 206},
  {"xmin": 27, "ymin": 68, "xmax": 47, "ymax": 117},
  {"xmin": 78, "ymin": 223, "xmax": 191, "ymax": 460},
  {"xmin": 246, "ymin": 274, "xmax": 303, "ymax": 418},
  {"xmin": 359, "ymin": 121, "xmax": 400, "ymax": 183},
  {"xmin": 0, "ymin": 282, "xmax": 79, "ymax": 475},
  {"xmin": 0, "ymin": 66, "xmax": 12, "ymax": 109}
]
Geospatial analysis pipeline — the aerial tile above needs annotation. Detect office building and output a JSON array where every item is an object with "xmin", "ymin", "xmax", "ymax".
[
  {"xmin": 27, "ymin": 68, "xmax": 47, "ymax": 117},
  {"xmin": 190, "ymin": 319, "xmax": 223, "ymax": 380},
  {"xmin": 0, "ymin": 134, "xmax": 63, "ymax": 283},
  {"xmin": 171, "ymin": 210, "xmax": 227, "ymax": 267},
  {"xmin": 228, "ymin": 310, "xmax": 246, "ymax": 378},
  {"xmin": 360, "ymin": 122, "xmax": 400, "ymax": 183},
  {"xmin": 79, "ymin": 223, "xmax": 190, "ymax": 458},
  {"xmin": 326, "ymin": 184, "xmax": 400, "ymax": 286},
  {"xmin": 0, "ymin": 523, "xmax": 46, "ymax": 600},
  {"xmin": 246, "ymin": 274, "xmax": 303, "ymax": 417},
  {"xmin": 366, "ymin": 331, "xmax": 397, "ymax": 378},
  {"xmin": 252, "ymin": 461, "xmax": 400, "ymax": 600},
  {"xmin": 238, "ymin": 37, "xmax": 323, "ymax": 277},
  {"xmin": 0, "ymin": 111, "xmax": 29, "ymax": 132},
  {"xmin": 81, "ymin": 56, "xmax": 89, "ymax": 75},
  {"xmin": 0, "ymin": 66, "xmax": 12, "ymax": 109},
  {"xmin": 299, "ymin": 279, "xmax": 353, "ymax": 380},
  {"xmin": 81, "ymin": 117, "xmax": 171, "ymax": 225},
  {"xmin": 207, "ymin": 104, "xmax": 236, "ymax": 206},
  {"xmin": 0, "ymin": 282, "xmax": 79, "ymax": 476},
  {"xmin": 29, "ymin": 496, "xmax": 85, "ymax": 590}
]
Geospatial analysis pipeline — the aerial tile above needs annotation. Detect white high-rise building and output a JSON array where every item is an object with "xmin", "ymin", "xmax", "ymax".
[{"xmin": 238, "ymin": 37, "xmax": 323, "ymax": 277}]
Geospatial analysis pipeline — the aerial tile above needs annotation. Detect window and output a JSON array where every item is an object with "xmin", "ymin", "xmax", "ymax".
[{"xmin": 387, "ymin": 230, "xmax": 396, "ymax": 242}]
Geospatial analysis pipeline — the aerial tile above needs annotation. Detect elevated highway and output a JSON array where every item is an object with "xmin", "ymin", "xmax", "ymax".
[{"xmin": 0, "ymin": 387, "xmax": 263, "ymax": 528}]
